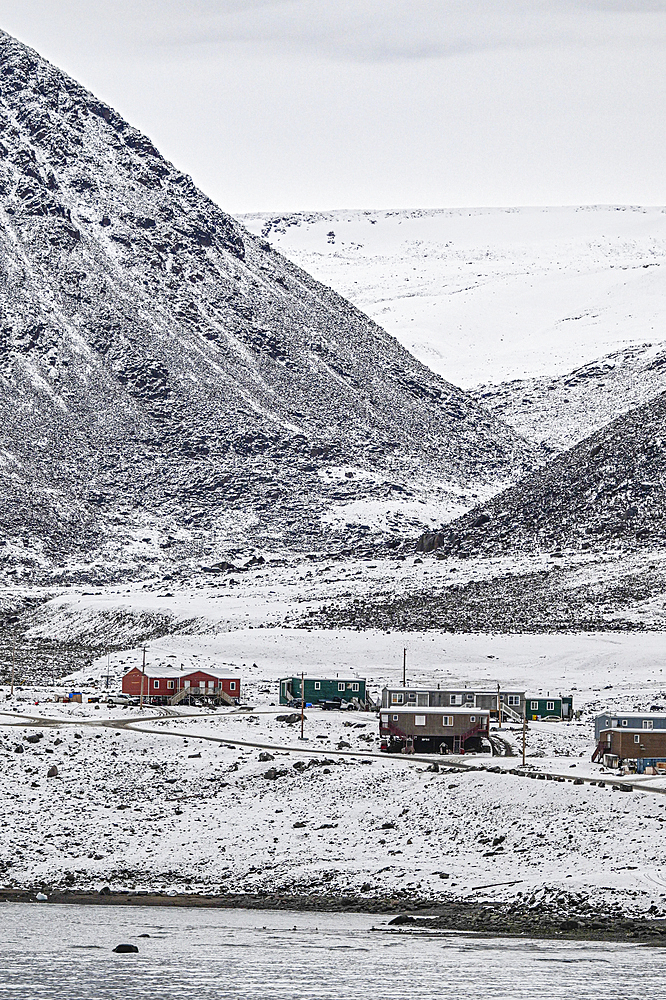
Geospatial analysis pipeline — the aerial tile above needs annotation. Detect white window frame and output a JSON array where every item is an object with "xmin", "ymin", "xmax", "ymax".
[
  {"xmin": 442, "ymin": 716, "xmax": 453, "ymax": 727},
  {"xmin": 381, "ymin": 714, "xmax": 389, "ymax": 724},
  {"xmin": 546, "ymin": 701, "xmax": 555, "ymax": 712},
  {"xmin": 634, "ymin": 735, "xmax": 641, "ymax": 744},
  {"xmin": 470, "ymin": 715, "xmax": 476, "ymax": 723},
  {"xmin": 229, "ymin": 681, "xmax": 236, "ymax": 691},
  {"xmin": 507, "ymin": 695, "xmax": 520, "ymax": 707},
  {"xmin": 530, "ymin": 701, "xmax": 538, "ymax": 710},
  {"xmin": 352, "ymin": 683, "xmax": 359, "ymax": 692},
  {"xmin": 153, "ymin": 679, "xmax": 159, "ymax": 689},
  {"xmin": 338, "ymin": 682, "xmax": 345, "ymax": 692},
  {"xmin": 392, "ymin": 714, "xmax": 399, "ymax": 721},
  {"xmin": 643, "ymin": 720, "xmax": 653, "ymax": 730},
  {"xmin": 450, "ymin": 694, "xmax": 463, "ymax": 706},
  {"xmin": 391, "ymin": 693, "xmax": 404, "ymax": 705},
  {"xmin": 414, "ymin": 715, "xmax": 426, "ymax": 726},
  {"xmin": 621, "ymin": 719, "xmax": 628, "ymax": 727},
  {"xmin": 167, "ymin": 680, "xmax": 174, "ymax": 690},
  {"xmin": 314, "ymin": 681, "xmax": 321, "ymax": 691}
]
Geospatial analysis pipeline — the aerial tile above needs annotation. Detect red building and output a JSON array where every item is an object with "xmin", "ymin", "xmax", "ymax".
[{"xmin": 122, "ymin": 664, "xmax": 241, "ymax": 703}]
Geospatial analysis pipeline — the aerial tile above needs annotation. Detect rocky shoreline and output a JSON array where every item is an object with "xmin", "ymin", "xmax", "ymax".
[{"xmin": 1, "ymin": 888, "xmax": 665, "ymax": 944}]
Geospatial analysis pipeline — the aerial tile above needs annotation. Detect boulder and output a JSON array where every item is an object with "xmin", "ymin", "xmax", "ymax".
[
  {"xmin": 388, "ymin": 914, "xmax": 414, "ymax": 925},
  {"xmin": 26, "ymin": 733, "xmax": 43, "ymax": 744},
  {"xmin": 113, "ymin": 944, "xmax": 139, "ymax": 953},
  {"xmin": 47, "ymin": 765, "xmax": 58, "ymax": 778},
  {"xmin": 258, "ymin": 752, "xmax": 274, "ymax": 762}
]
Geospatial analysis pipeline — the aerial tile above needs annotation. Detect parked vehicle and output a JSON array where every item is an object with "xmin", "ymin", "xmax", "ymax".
[{"xmin": 106, "ymin": 693, "xmax": 138, "ymax": 707}]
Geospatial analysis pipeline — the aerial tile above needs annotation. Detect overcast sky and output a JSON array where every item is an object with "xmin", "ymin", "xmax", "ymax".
[{"xmin": 3, "ymin": 1, "xmax": 666, "ymax": 212}]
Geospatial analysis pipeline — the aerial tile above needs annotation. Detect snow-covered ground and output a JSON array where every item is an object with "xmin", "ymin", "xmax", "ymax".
[
  {"xmin": 3, "ymin": 628, "xmax": 666, "ymax": 912},
  {"xmin": 240, "ymin": 205, "xmax": 666, "ymax": 389}
]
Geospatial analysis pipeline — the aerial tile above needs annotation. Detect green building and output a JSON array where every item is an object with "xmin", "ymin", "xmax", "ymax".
[
  {"xmin": 526, "ymin": 695, "xmax": 573, "ymax": 721},
  {"xmin": 279, "ymin": 676, "xmax": 366, "ymax": 706}
]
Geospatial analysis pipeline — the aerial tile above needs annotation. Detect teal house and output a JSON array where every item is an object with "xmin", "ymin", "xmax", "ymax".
[
  {"xmin": 526, "ymin": 695, "xmax": 573, "ymax": 721},
  {"xmin": 279, "ymin": 676, "xmax": 366, "ymax": 706}
]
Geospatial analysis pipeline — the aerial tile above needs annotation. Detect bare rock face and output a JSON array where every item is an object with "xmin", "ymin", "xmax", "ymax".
[{"xmin": 0, "ymin": 30, "xmax": 533, "ymax": 584}]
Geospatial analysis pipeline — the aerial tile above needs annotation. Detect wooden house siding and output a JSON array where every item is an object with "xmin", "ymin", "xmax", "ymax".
[
  {"xmin": 379, "ymin": 708, "xmax": 489, "ymax": 753},
  {"xmin": 279, "ymin": 677, "xmax": 366, "ymax": 705},
  {"xmin": 599, "ymin": 729, "xmax": 666, "ymax": 759}
]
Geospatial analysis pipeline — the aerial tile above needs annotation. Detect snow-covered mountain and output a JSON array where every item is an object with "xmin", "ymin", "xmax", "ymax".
[
  {"xmin": 0, "ymin": 31, "xmax": 534, "ymax": 584},
  {"xmin": 241, "ymin": 206, "xmax": 666, "ymax": 450}
]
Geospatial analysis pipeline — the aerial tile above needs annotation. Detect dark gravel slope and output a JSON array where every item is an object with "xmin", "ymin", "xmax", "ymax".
[{"xmin": 419, "ymin": 390, "xmax": 666, "ymax": 561}]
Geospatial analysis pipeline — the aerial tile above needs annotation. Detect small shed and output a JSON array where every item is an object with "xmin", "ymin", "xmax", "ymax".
[
  {"xmin": 526, "ymin": 695, "xmax": 573, "ymax": 721},
  {"xmin": 379, "ymin": 707, "xmax": 490, "ymax": 754},
  {"xmin": 279, "ymin": 676, "xmax": 366, "ymax": 706}
]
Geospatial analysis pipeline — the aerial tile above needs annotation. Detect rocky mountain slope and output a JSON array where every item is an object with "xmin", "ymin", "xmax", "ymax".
[
  {"xmin": 421, "ymin": 390, "xmax": 666, "ymax": 562},
  {"xmin": 0, "ymin": 30, "xmax": 534, "ymax": 585},
  {"xmin": 472, "ymin": 341, "xmax": 666, "ymax": 453}
]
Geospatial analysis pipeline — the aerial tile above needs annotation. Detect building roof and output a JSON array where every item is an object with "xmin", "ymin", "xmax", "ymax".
[
  {"xmin": 601, "ymin": 727, "xmax": 666, "ymax": 735},
  {"xmin": 280, "ymin": 675, "xmax": 364, "ymax": 683},
  {"xmin": 381, "ymin": 706, "xmax": 490, "ymax": 716},
  {"xmin": 596, "ymin": 712, "xmax": 666, "ymax": 721},
  {"xmin": 383, "ymin": 686, "xmax": 525, "ymax": 695},
  {"xmin": 124, "ymin": 664, "xmax": 239, "ymax": 680}
]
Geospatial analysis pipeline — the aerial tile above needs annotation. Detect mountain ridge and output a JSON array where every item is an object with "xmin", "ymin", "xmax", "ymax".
[{"xmin": 0, "ymin": 29, "xmax": 533, "ymax": 584}]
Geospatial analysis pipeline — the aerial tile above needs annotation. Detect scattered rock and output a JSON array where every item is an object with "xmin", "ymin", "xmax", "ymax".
[
  {"xmin": 47, "ymin": 765, "xmax": 58, "ymax": 778},
  {"xmin": 258, "ymin": 752, "xmax": 274, "ymax": 762},
  {"xmin": 113, "ymin": 944, "xmax": 139, "ymax": 953}
]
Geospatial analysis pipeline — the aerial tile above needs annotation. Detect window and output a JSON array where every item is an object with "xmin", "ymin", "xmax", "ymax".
[
  {"xmin": 507, "ymin": 695, "xmax": 520, "ymax": 707},
  {"xmin": 465, "ymin": 693, "xmax": 474, "ymax": 701},
  {"xmin": 546, "ymin": 701, "xmax": 555, "ymax": 712},
  {"xmin": 414, "ymin": 715, "xmax": 426, "ymax": 726},
  {"xmin": 381, "ymin": 714, "xmax": 388, "ymax": 724},
  {"xmin": 314, "ymin": 682, "xmax": 321, "ymax": 691},
  {"xmin": 530, "ymin": 701, "xmax": 539, "ymax": 710},
  {"xmin": 643, "ymin": 720, "xmax": 653, "ymax": 730},
  {"xmin": 338, "ymin": 682, "xmax": 345, "ymax": 692},
  {"xmin": 450, "ymin": 694, "xmax": 463, "ymax": 706},
  {"xmin": 392, "ymin": 714, "xmax": 399, "ymax": 721},
  {"xmin": 230, "ymin": 682, "xmax": 236, "ymax": 691},
  {"xmin": 621, "ymin": 719, "xmax": 628, "ymax": 727},
  {"xmin": 634, "ymin": 735, "xmax": 641, "ymax": 744},
  {"xmin": 391, "ymin": 693, "xmax": 404, "ymax": 705},
  {"xmin": 442, "ymin": 716, "xmax": 453, "ymax": 727},
  {"xmin": 153, "ymin": 679, "xmax": 160, "ymax": 689},
  {"xmin": 470, "ymin": 715, "xmax": 476, "ymax": 723},
  {"xmin": 167, "ymin": 680, "xmax": 174, "ymax": 690},
  {"xmin": 352, "ymin": 683, "xmax": 359, "ymax": 692}
]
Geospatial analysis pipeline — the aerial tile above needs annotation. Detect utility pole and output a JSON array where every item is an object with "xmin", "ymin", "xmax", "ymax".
[
  {"xmin": 139, "ymin": 646, "xmax": 147, "ymax": 710},
  {"xmin": 402, "ymin": 647, "xmax": 406, "ymax": 687},
  {"xmin": 497, "ymin": 682, "xmax": 502, "ymax": 728},
  {"xmin": 9, "ymin": 643, "xmax": 15, "ymax": 697},
  {"xmin": 522, "ymin": 709, "xmax": 527, "ymax": 767},
  {"xmin": 106, "ymin": 649, "xmax": 111, "ymax": 689},
  {"xmin": 300, "ymin": 671, "xmax": 305, "ymax": 741}
]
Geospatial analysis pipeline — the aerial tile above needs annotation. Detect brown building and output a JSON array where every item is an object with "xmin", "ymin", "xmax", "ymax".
[
  {"xmin": 598, "ymin": 728, "xmax": 666, "ymax": 761},
  {"xmin": 379, "ymin": 706, "xmax": 490, "ymax": 754}
]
